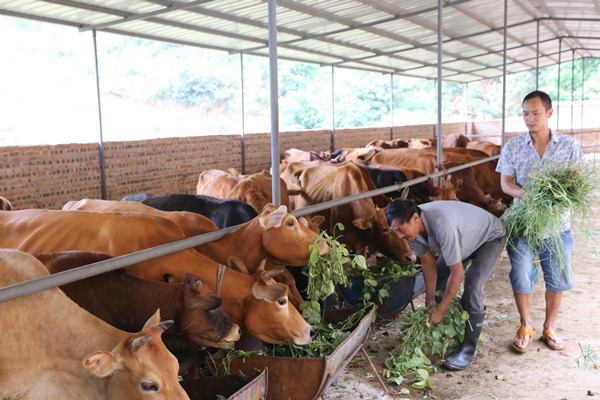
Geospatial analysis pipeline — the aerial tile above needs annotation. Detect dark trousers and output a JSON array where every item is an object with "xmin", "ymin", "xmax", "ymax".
[{"xmin": 436, "ymin": 235, "xmax": 507, "ymax": 314}]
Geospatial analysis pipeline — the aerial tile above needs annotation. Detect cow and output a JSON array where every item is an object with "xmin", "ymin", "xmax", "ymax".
[
  {"xmin": 442, "ymin": 133, "xmax": 471, "ymax": 148},
  {"xmin": 60, "ymin": 200, "xmax": 326, "ymax": 308},
  {"xmin": 365, "ymin": 138, "xmax": 408, "ymax": 149},
  {"xmin": 139, "ymin": 194, "xmax": 258, "ymax": 229},
  {"xmin": 63, "ymin": 198, "xmax": 220, "ymax": 238},
  {"xmin": 282, "ymin": 148, "xmax": 330, "ymax": 163},
  {"xmin": 197, "ymin": 169, "xmax": 291, "ymax": 213},
  {"xmin": 408, "ymin": 138, "xmax": 437, "ymax": 149},
  {"xmin": 282, "ymin": 161, "xmax": 415, "ymax": 264},
  {"xmin": 465, "ymin": 139, "xmax": 502, "ymax": 156},
  {"xmin": 0, "ymin": 249, "xmax": 189, "ymax": 399},
  {"xmin": 0, "ymin": 195, "xmax": 12, "ymax": 210},
  {"xmin": 36, "ymin": 251, "xmax": 241, "ymax": 350},
  {"xmin": 121, "ymin": 193, "xmax": 159, "ymax": 202},
  {"xmin": 0, "ymin": 209, "xmax": 315, "ymax": 345}
]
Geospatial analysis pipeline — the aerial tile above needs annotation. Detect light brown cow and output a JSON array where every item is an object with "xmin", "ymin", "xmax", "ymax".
[
  {"xmin": 442, "ymin": 133, "xmax": 470, "ymax": 148},
  {"xmin": 197, "ymin": 169, "xmax": 290, "ymax": 213},
  {"xmin": 63, "ymin": 198, "xmax": 219, "ymax": 238},
  {"xmin": 465, "ymin": 139, "xmax": 502, "ymax": 156},
  {"xmin": 365, "ymin": 138, "xmax": 409, "ymax": 149},
  {"xmin": 0, "ymin": 249, "xmax": 189, "ymax": 399},
  {"xmin": 0, "ymin": 209, "xmax": 314, "ymax": 345},
  {"xmin": 283, "ymin": 162, "xmax": 415, "ymax": 263},
  {"xmin": 61, "ymin": 199, "xmax": 328, "ymax": 308}
]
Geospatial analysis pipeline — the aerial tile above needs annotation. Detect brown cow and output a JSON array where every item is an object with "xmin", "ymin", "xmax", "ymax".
[
  {"xmin": 36, "ymin": 250, "xmax": 241, "ymax": 350},
  {"xmin": 61, "ymin": 200, "xmax": 328, "ymax": 309},
  {"xmin": 0, "ymin": 196, "xmax": 12, "ymax": 211},
  {"xmin": 283, "ymin": 162, "xmax": 415, "ymax": 263},
  {"xmin": 465, "ymin": 140, "xmax": 502, "ymax": 156},
  {"xmin": 197, "ymin": 169, "xmax": 290, "ymax": 213},
  {"xmin": 408, "ymin": 138, "xmax": 437, "ymax": 149},
  {"xmin": 442, "ymin": 133, "xmax": 471, "ymax": 148},
  {"xmin": 365, "ymin": 138, "xmax": 409, "ymax": 149},
  {"xmin": 63, "ymin": 198, "xmax": 219, "ymax": 238},
  {"xmin": 282, "ymin": 148, "xmax": 330, "ymax": 163},
  {"xmin": 0, "ymin": 249, "xmax": 189, "ymax": 399},
  {"xmin": 0, "ymin": 209, "xmax": 314, "ymax": 345}
]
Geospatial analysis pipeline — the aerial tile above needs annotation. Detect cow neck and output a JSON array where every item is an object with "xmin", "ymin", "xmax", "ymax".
[
  {"xmin": 203, "ymin": 220, "xmax": 266, "ymax": 268},
  {"xmin": 209, "ymin": 267, "xmax": 249, "ymax": 324}
]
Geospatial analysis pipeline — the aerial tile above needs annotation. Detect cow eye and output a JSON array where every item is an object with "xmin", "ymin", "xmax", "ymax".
[
  {"xmin": 277, "ymin": 297, "xmax": 288, "ymax": 306},
  {"xmin": 141, "ymin": 381, "xmax": 159, "ymax": 392},
  {"xmin": 285, "ymin": 219, "xmax": 295, "ymax": 226}
]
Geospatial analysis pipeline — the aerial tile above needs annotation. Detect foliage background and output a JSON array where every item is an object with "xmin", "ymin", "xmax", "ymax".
[{"xmin": 2, "ymin": 15, "xmax": 600, "ymax": 146}]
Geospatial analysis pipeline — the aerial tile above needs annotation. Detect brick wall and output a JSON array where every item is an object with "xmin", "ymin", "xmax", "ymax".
[{"xmin": 1, "ymin": 122, "xmax": 597, "ymax": 210}]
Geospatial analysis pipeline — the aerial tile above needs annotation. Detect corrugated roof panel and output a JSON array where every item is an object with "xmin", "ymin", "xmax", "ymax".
[{"xmin": 1, "ymin": 0, "xmax": 599, "ymax": 83}]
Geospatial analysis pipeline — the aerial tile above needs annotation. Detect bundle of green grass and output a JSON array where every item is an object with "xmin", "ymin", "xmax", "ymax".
[{"xmin": 501, "ymin": 161, "xmax": 598, "ymax": 256}]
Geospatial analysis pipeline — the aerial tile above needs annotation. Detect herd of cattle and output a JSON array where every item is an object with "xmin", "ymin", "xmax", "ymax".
[{"xmin": 0, "ymin": 133, "xmax": 511, "ymax": 398}]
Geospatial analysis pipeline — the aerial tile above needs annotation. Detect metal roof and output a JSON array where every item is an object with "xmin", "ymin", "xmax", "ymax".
[{"xmin": 2, "ymin": 0, "xmax": 599, "ymax": 83}]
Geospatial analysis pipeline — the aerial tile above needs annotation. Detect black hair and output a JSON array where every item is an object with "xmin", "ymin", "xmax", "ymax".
[
  {"xmin": 385, "ymin": 199, "xmax": 421, "ymax": 225},
  {"xmin": 522, "ymin": 90, "xmax": 552, "ymax": 111}
]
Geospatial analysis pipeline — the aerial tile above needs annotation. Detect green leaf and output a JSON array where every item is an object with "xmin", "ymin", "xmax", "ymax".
[{"xmin": 412, "ymin": 381, "xmax": 426, "ymax": 389}]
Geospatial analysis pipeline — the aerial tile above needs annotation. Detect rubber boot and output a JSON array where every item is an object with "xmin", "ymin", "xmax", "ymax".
[{"xmin": 443, "ymin": 311, "xmax": 485, "ymax": 371}]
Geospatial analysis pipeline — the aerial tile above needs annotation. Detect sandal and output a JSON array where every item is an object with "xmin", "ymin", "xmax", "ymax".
[
  {"xmin": 541, "ymin": 329, "xmax": 566, "ymax": 351},
  {"xmin": 512, "ymin": 327, "xmax": 536, "ymax": 353}
]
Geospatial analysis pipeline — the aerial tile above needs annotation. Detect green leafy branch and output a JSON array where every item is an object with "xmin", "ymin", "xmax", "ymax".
[{"xmin": 383, "ymin": 294, "xmax": 468, "ymax": 388}]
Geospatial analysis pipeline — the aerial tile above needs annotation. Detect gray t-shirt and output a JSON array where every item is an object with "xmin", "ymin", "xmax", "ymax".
[{"xmin": 409, "ymin": 201, "xmax": 505, "ymax": 266}]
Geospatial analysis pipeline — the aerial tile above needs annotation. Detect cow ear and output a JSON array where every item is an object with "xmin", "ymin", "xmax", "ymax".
[
  {"xmin": 310, "ymin": 215, "xmax": 325, "ymax": 227},
  {"xmin": 83, "ymin": 351, "xmax": 119, "ymax": 377},
  {"xmin": 252, "ymin": 281, "xmax": 288, "ymax": 302},
  {"xmin": 400, "ymin": 187, "xmax": 410, "ymax": 200},
  {"xmin": 142, "ymin": 309, "xmax": 161, "ymax": 331},
  {"xmin": 352, "ymin": 215, "xmax": 375, "ymax": 230},
  {"xmin": 184, "ymin": 291, "xmax": 222, "ymax": 310},
  {"xmin": 228, "ymin": 256, "xmax": 249, "ymax": 274},
  {"xmin": 259, "ymin": 205, "xmax": 287, "ymax": 228}
]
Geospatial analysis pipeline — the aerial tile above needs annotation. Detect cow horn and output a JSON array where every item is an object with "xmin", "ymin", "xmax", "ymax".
[
  {"xmin": 131, "ymin": 335, "xmax": 152, "ymax": 352},
  {"xmin": 264, "ymin": 269, "xmax": 284, "ymax": 280},
  {"xmin": 156, "ymin": 320, "xmax": 174, "ymax": 332}
]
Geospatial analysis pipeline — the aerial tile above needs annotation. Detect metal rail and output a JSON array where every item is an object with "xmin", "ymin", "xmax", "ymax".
[{"xmin": 0, "ymin": 155, "xmax": 499, "ymax": 304}]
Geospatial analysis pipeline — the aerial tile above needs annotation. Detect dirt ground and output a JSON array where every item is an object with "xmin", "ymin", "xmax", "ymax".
[{"xmin": 322, "ymin": 155, "xmax": 600, "ymax": 400}]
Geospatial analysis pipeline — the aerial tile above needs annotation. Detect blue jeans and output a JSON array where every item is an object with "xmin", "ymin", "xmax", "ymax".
[{"xmin": 507, "ymin": 230, "xmax": 574, "ymax": 293}]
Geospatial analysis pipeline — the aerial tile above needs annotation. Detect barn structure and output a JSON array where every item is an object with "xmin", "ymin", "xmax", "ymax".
[
  {"xmin": 1, "ymin": 1, "xmax": 599, "ymax": 398},
  {"xmin": 1, "ymin": 0, "xmax": 599, "ymax": 210}
]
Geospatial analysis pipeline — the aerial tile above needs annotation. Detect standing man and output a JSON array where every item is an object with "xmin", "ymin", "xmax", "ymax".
[
  {"xmin": 496, "ymin": 90, "xmax": 585, "ymax": 353},
  {"xmin": 386, "ymin": 200, "xmax": 506, "ymax": 371}
]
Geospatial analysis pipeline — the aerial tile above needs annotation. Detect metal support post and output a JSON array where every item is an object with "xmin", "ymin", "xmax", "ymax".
[
  {"xmin": 240, "ymin": 53, "xmax": 246, "ymax": 174},
  {"xmin": 92, "ymin": 30, "xmax": 107, "ymax": 200},
  {"xmin": 557, "ymin": 38, "xmax": 562, "ymax": 131},
  {"xmin": 501, "ymin": 0, "xmax": 507, "ymax": 146},
  {"xmin": 268, "ymin": 0, "xmax": 280, "ymax": 206}
]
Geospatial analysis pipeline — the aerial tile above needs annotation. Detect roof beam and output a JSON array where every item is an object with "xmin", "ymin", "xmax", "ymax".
[{"xmin": 77, "ymin": 0, "xmax": 214, "ymax": 32}]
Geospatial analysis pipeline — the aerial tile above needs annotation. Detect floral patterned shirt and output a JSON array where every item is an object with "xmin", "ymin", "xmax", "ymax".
[{"xmin": 496, "ymin": 129, "xmax": 586, "ymax": 233}]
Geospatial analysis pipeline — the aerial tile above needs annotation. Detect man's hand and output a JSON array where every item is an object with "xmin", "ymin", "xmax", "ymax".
[{"xmin": 427, "ymin": 306, "xmax": 445, "ymax": 326}]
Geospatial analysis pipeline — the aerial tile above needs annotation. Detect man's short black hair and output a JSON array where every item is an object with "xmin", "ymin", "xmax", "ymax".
[
  {"xmin": 523, "ymin": 90, "xmax": 552, "ymax": 111},
  {"xmin": 386, "ymin": 199, "xmax": 421, "ymax": 225}
]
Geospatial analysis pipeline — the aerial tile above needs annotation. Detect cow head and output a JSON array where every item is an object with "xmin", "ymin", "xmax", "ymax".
[
  {"xmin": 84, "ymin": 309, "xmax": 190, "ymax": 399},
  {"xmin": 258, "ymin": 205, "xmax": 329, "ymax": 266},
  {"xmin": 180, "ymin": 273, "xmax": 241, "ymax": 348},
  {"xmin": 235, "ymin": 260, "xmax": 313, "ymax": 345},
  {"xmin": 352, "ymin": 207, "xmax": 416, "ymax": 264},
  {"xmin": 430, "ymin": 175, "xmax": 459, "ymax": 201}
]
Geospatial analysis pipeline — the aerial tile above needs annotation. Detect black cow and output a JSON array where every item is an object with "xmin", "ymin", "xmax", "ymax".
[
  {"xmin": 132, "ymin": 194, "xmax": 258, "ymax": 229},
  {"xmin": 362, "ymin": 165, "xmax": 432, "ymax": 203}
]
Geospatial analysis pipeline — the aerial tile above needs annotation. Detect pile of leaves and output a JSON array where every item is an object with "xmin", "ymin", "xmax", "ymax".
[
  {"xmin": 501, "ymin": 161, "xmax": 598, "ymax": 264},
  {"xmin": 348, "ymin": 257, "xmax": 421, "ymax": 303},
  {"xmin": 383, "ymin": 294, "xmax": 469, "ymax": 388}
]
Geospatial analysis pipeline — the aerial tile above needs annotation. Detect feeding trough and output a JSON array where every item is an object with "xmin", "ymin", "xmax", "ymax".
[
  {"xmin": 180, "ymin": 368, "xmax": 267, "ymax": 400},
  {"xmin": 210, "ymin": 305, "xmax": 377, "ymax": 400},
  {"xmin": 337, "ymin": 275, "xmax": 417, "ymax": 317}
]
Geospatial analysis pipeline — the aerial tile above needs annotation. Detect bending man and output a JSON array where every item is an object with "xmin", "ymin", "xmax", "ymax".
[{"xmin": 386, "ymin": 200, "xmax": 506, "ymax": 371}]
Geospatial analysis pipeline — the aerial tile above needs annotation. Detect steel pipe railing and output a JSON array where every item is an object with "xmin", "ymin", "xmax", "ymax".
[{"xmin": 0, "ymin": 154, "xmax": 500, "ymax": 304}]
